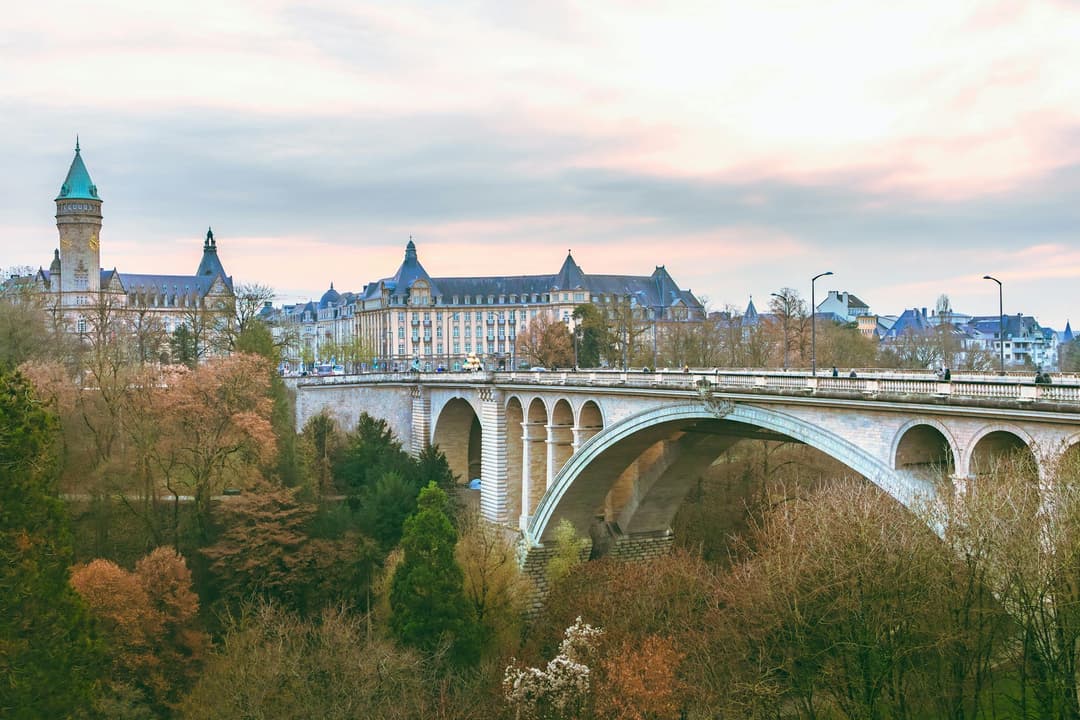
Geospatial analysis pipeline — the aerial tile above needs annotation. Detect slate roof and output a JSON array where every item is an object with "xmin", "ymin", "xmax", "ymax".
[
  {"xmin": 969, "ymin": 314, "xmax": 1044, "ymax": 338},
  {"xmin": 361, "ymin": 241, "xmax": 703, "ymax": 312},
  {"xmin": 552, "ymin": 252, "xmax": 586, "ymax": 290},
  {"xmin": 1064, "ymin": 321, "xmax": 1074, "ymax": 343},
  {"xmin": 845, "ymin": 294, "xmax": 870, "ymax": 309},
  {"xmin": 196, "ymin": 228, "xmax": 227, "ymax": 279},
  {"xmin": 319, "ymin": 283, "xmax": 341, "ymax": 308},
  {"xmin": 886, "ymin": 308, "xmax": 934, "ymax": 337},
  {"xmin": 387, "ymin": 240, "xmax": 439, "ymax": 295},
  {"xmin": 744, "ymin": 297, "xmax": 759, "ymax": 323},
  {"xmin": 112, "ymin": 272, "xmax": 223, "ymax": 297}
]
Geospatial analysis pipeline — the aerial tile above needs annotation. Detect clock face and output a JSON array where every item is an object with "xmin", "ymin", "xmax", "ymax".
[
  {"xmin": 60, "ymin": 235, "xmax": 73, "ymax": 252},
  {"xmin": 88, "ymin": 235, "xmax": 99, "ymax": 252}
]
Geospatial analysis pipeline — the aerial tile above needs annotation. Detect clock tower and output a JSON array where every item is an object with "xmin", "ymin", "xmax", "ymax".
[{"xmin": 55, "ymin": 139, "xmax": 102, "ymax": 300}]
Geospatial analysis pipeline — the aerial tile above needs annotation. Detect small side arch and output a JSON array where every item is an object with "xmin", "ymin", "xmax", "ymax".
[
  {"xmin": 891, "ymin": 419, "xmax": 958, "ymax": 477},
  {"xmin": 964, "ymin": 424, "xmax": 1039, "ymax": 479}
]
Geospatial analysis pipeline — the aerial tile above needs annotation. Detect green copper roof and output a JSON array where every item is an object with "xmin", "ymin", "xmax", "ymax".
[{"xmin": 55, "ymin": 139, "xmax": 100, "ymax": 201}]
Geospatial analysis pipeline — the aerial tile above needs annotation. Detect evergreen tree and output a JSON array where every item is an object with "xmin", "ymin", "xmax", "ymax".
[
  {"xmin": 572, "ymin": 303, "xmax": 611, "ymax": 368},
  {"xmin": 169, "ymin": 325, "xmax": 197, "ymax": 367},
  {"xmin": 358, "ymin": 470, "xmax": 421, "ymax": 550},
  {"xmin": 334, "ymin": 413, "xmax": 412, "ymax": 502},
  {"xmin": 413, "ymin": 443, "xmax": 457, "ymax": 492},
  {"xmin": 0, "ymin": 370, "xmax": 104, "ymax": 717},
  {"xmin": 390, "ymin": 483, "xmax": 480, "ymax": 667}
]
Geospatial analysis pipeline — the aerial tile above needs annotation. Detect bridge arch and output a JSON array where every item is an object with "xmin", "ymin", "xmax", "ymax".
[
  {"xmin": 576, "ymin": 400, "xmax": 604, "ymax": 448},
  {"xmin": 891, "ymin": 419, "xmax": 958, "ymax": 478},
  {"xmin": 527, "ymin": 402, "xmax": 933, "ymax": 545},
  {"xmin": 964, "ymin": 424, "xmax": 1039, "ymax": 479},
  {"xmin": 432, "ymin": 397, "xmax": 482, "ymax": 484},
  {"xmin": 1054, "ymin": 435, "xmax": 1080, "ymax": 484}
]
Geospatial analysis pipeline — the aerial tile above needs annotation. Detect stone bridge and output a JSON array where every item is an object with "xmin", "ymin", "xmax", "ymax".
[{"xmin": 287, "ymin": 369, "xmax": 1080, "ymax": 596}]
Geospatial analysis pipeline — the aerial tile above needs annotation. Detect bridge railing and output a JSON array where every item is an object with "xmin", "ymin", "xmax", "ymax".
[{"xmin": 293, "ymin": 368, "xmax": 1080, "ymax": 405}]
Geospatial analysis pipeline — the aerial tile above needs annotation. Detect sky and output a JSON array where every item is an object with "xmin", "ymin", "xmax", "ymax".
[{"xmin": 2, "ymin": 1, "xmax": 1079, "ymax": 329}]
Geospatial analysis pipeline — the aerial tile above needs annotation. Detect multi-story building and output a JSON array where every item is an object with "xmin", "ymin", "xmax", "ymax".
[
  {"xmin": 9, "ymin": 142, "xmax": 235, "ymax": 342},
  {"xmin": 283, "ymin": 240, "xmax": 704, "ymax": 371},
  {"xmin": 816, "ymin": 290, "xmax": 871, "ymax": 323},
  {"xmin": 968, "ymin": 314, "xmax": 1059, "ymax": 370}
]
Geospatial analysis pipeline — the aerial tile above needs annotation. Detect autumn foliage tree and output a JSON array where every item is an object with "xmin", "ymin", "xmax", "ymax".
[
  {"xmin": 70, "ymin": 547, "xmax": 207, "ymax": 715},
  {"xmin": 516, "ymin": 312, "xmax": 573, "ymax": 368},
  {"xmin": 152, "ymin": 354, "xmax": 277, "ymax": 543},
  {"xmin": 201, "ymin": 484, "xmax": 380, "ymax": 615},
  {"xmin": 181, "ymin": 603, "xmax": 440, "ymax": 720}
]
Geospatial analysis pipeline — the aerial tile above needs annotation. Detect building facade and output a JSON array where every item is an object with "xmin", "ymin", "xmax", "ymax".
[
  {"xmin": 12, "ymin": 143, "xmax": 235, "ymax": 343},
  {"xmin": 280, "ymin": 240, "xmax": 704, "ymax": 371}
]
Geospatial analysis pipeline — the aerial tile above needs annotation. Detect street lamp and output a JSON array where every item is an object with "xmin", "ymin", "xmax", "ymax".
[
  {"xmin": 770, "ymin": 292, "xmax": 790, "ymax": 369},
  {"xmin": 623, "ymin": 293, "xmax": 631, "ymax": 371},
  {"xmin": 811, "ymin": 271, "xmax": 833, "ymax": 376},
  {"xmin": 983, "ymin": 275, "xmax": 1005, "ymax": 375}
]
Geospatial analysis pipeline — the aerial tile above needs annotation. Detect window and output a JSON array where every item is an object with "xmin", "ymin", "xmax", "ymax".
[
  {"xmin": 398, "ymin": 327, "xmax": 405, "ymax": 338},
  {"xmin": 574, "ymin": 293, "xmax": 584, "ymax": 302},
  {"xmin": 398, "ymin": 343, "xmax": 405, "ymax": 355},
  {"xmin": 398, "ymin": 312, "xmax": 406, "ymax": 322},
  {"xmin": 453, "ymin": 327, "xmax": 459, "ymax": 337}
]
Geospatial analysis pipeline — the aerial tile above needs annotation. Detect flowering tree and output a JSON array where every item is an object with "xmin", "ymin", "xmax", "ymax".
[{"xmin": 504, "ymin": 617, "xmax": 603, "ymax": 720}]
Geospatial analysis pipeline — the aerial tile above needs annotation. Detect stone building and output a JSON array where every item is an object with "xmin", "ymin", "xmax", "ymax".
[
  {"xmin": 14, "ymin": 142, "xmax": 235, "ymax": 342},
  {"xmin": 281, "ymin": 239, "xmax": 705, "ymax": 371}
]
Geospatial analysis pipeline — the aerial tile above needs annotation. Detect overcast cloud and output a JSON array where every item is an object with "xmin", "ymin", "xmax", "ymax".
[{"xmin": 2, "ymin": 1, "xmax": 1079, "ymax": 327}]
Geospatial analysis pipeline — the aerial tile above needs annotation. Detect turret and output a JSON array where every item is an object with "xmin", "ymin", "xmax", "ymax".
[
  {"xmin": 55, "ymin": 139, "xmax": 102, "ymax": 297},
  {"xmin": 196, "ymin": 227, "xmax": 227, "ymax": 278},
  {"xmin": 48, "ymin": 249, "xmax": 61, "ymax": 293}
]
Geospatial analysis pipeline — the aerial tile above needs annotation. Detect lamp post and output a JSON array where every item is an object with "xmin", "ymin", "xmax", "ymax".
[
  {"xmin": 811, "ymin": 271, "xmax": 833, "ymax": 376},
  {"xmin": 623, "ymin": 293, "xmax": 631, "ymax": 371},
  {"xmin": 572, "ymin": 322, "xmax": 580, "ymax": 370},
  {"xmin": 983, "ymin": 275, "xmax": 1005, "ymax": 375},
  {"xmin": 770, "ymin": 292, "xmax": 790, "ymax": 369}
]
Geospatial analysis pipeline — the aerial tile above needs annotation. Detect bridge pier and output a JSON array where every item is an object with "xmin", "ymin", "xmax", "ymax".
[
  {"xmin": 517, "ymin": 525, "xmax": 675, "ymax": 617},
  {"xmin": 410, "ymin": 387, "xmax": 430, "ymax": 457},
  {"xmin": 520, "ymin": 421, "xmax": 547, "ymax": 529},
  {"xmin": 479, "ymin": 388, "xmax": 507, "ymax": 523}
]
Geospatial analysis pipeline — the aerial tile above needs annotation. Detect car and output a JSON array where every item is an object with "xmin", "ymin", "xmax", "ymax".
[{"xmin": 530, "ymin": 366, "xmax": 547, "ymax": 372}]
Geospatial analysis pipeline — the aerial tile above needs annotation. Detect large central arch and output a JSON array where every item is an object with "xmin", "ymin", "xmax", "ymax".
[{"xmin": 526, "ymin": 402, "xmax": 936, "ymax": 545}]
